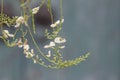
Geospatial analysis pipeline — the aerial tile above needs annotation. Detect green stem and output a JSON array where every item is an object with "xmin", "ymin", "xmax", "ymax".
[
  {"xmin": 31, "ymin": 0, "xmax": 46, "ymax": 34},
  {"xmin": 40, "ymin": 0, "xmax": 46, "ymax": 8},
  {"xmin": 53, "ymin": 47, "xmax": 62, "ymax": 63},
  {"xmin": 60, "ymin": 0, "xmax": 63, "ymax": 19},
  {"xmin": 1, "ymin": 0, "xmax": 3, "ymax": 14},
  {"xmin": 0, "ymin": 0, "xmax": 3, "ymax": 29},
  {"xmin": 31, "ymin": 13, "xmax": 36, "ymax": 34},
  {"xmin": 20, "ymin": 0, "xmax": 30, "ymax": 7},
  {"xmin": 32, "ymin": 58, "xmax": 49, "ymax": 68},
  {"xmin": 47, "ymin": 0, "xmax": 54, "ymax": 23},
  {"xmin": 59, "ymin": 0, "xmax": 64, "ymax": 28}
]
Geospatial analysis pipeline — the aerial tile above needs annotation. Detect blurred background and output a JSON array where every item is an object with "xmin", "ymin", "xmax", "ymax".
[{"xmin": 0, "ymin": 0, "xmax": 120, "ymax": 80}]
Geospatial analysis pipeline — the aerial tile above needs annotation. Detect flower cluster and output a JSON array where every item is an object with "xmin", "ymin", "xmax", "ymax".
[
  {"xmin": 45, "ymin": 18, "xmax": 65, "ymax": 40},
  {"xmin": 44, "ymin": 37, "xmax": 66, "ymax": 58},
  {"xmin": 16, "ymin": 38, "xmax": 35, "ymax": 58},
  {"xmin": 15, "ymin": 16, "xmax": 25, "ymax": 28},
  {"xmin": 50, "ymin": 19, "xmax": 64, "ymax": 28},
  {"xmin": 2, "ymin": 30, "xmax": 14, "ymax": 38},
  {"xmin": 44, "ymin": 37, "xmax": 66, "ymax": 49},
  {"xmin": 15, "ymin": 16, "xmax": 28, "ymax": 28}
]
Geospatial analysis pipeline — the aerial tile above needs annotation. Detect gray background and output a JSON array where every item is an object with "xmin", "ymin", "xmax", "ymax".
[{"xmin": 0, "ymin": 0, "xmax": 120, "ymax": 80}]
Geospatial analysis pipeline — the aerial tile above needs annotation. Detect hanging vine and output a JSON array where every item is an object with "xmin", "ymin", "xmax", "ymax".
[{"xmin": 0, "ymin": 0, "xmax": 90, "ymax": 69}]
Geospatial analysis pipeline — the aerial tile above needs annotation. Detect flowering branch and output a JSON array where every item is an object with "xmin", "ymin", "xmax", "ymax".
[{"xmin": 0, "ymin": 0, "xmax": 90, "ymax": 69}]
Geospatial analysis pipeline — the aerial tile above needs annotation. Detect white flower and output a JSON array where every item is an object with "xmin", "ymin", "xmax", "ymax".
[
  {"xmin": 61, "ymin": 19, "xmax": 64, "ymax": 23},
  {"xmin": 50, "ymin": 19, "xmax": 64, "ymax": 28},
  {"xmin": 49, "ymin": 41, "xmax": 55, "ymax": 46},
  {"xmin": 15, "ymin": 16, "xmax": 25, "ymax": 28},
  {"xmin": 32, "ymin": 6, "xmax": 40, "ymax": 14},
  {"xmin": 31, "ymin": 49, "xmax": 34, "ymax": 54},
  {"xmin": 24, "ymin": 49, "xmax": 34, "ymax": 58},
  {"xmin": 18, "ymin": 44, "xmax": 23, "ymax": 48},
  {"xmin": 15, "ymin": 23, "xmax": 20, "ymax": 28},
  {"xmin": 23, "ymin": 44, "xmax": 30, "ymax": 51},
  {"xmin": 59, "ymin": 45, "xmax": 65, "ymax": 49},
  {"xmin": 3, "ymin": 30, "xmax": 14, "ymax": 38},
  {"xmin": 36, "ymin": 55, "xmax": 39, "ymax": 60},
  {"xmin": 54, "ymin": 37, "xmax": 66, "ymax": 43},
  {"xmin": 50, "ymin": 24, "xmax": 56, "ymax": 28},
  {"xmin": 44, "ymin": 41, "xmax": 55, "ymax": 48},
  {"xmin": 55, "ymin": 20, "xmax": 60, "ymax": 25},
  {"xmin": 44, "ymin": 45, "xmax": 50, "ymax": 48},
  {"xmin": 17, "ymin": 38, "xmax": 23, "ymax": 48},
  {"xmin": 50, "ymin": 20, "xmax": 60, "ymax": 28},
  {"xmin": 33, "ymin": 59, "xmax": 37, "ymax": 64},
  {"xmin": 16, "ymin": 16, "xmax": 25, "ymax": 24},
  {"xmin": 30, "ymin": 49, "xmax": 35, "ymax": 56},
  {"xmin": 25, "ymin": 52, "xmax": 34, "ymax": 58},
  {"xmin": 7, "ymin": 34, "xmax": 14, "ymax": 37},
  {"xmin": 46, "ymin": 50, "xmax": 51, "ymax": 57},
  {"xmin": 3, "ymin": 30, "xmax": 9, "ymax": 34}
]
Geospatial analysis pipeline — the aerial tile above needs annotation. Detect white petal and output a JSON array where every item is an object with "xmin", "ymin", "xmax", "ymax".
[
  {"xmin": 61, "ymin": 19, "xmax": 64, "ymax": 23},
  {"xmin": 15, "ymin": 23, "xmax": 20, "ymax": 28},
  {"xmin": 3, "ymin": 30, "xmax": 9, "ymax": 34},
  {"xmin": 3, "ymin": 34, "xmax": 8, "ymax": 38},
  {"xmin": 44, "ymin": 41, "xmax": 55, "ymax": 48},
  {"xmin": 33, "ymin": 59, "xmax": 37, "ymax": 63},
  {"xmin": 23, "ymin": 44, "xmax": 30, "ymax": 50},
  {"xmin": 49, "ymin": 41, "xmax": 55, "ymax": 47},
  {"xmin": 25, "ymin": 52, "xmax": 34, "ymax": 58},
  {"xmin": 32, "ymin": 7, "xmax": 40, "ymax": 14},
  {"xmin": 50, "ymin": 24, "xmax": 56, "ymax": 28},
  {"xmin": 8, "ymin": 34, "xmax": 14, "ymax": 37},
  {"xmin": 31, "ymin": 49, "xmax": 34, "ymax": 53},
  {"xmin": 44, "ymin": 45, "xmax": 50, "ymax": 48},
  {"xmin": 59, "ymin": 45, "xmax": 65, "ymax": 49},
  {"xmin": 18, "ymin": 38, "xmax": 22, "ymax": 43},
  {"xmin": 16, "ymin": 16, "xmax": 24, "ymax": 23},
  {"xmin": 46, "ymin": 50, "xmax": 51, "ymax": 57},
  {"xmin": 3, "ymin": 30, "xmax": 14, "ymax": 38},
  {"xmin": 54, "ymin": 37, "xmax": 66, "ymax": 43},
  {"xmin": 17, "ymin": 38, "xmax": 23, "ymax": 48},
  {"xmin": 55, "ymin": 20, "xmax": 60, "ymax": 25},
  {"xmin": 18, "ymin": 45, "xmax": 23, "ymax": 48}
]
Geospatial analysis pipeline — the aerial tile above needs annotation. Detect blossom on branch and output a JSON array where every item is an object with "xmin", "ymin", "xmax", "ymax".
[
  {"xmin": 32, "ymin": 6, "xmax": 40, "ymax": 14},
  {"xmin": 50, "ymin": 19, "xmax": 64, "ymax": 28},
  {"xmin": 2, "ymin": 30, "xmax": 14, "ymax": 38},
  {"xmin": 44, "ymin": 41, "xmax": 55, "ymax": 48},
  {"xmin": 54, "ymin": 37, "xmax": 66, "ymax": 44},
  {"xmin": 46, "ymin": 50, "xmax": 51, "ymax": 57},
  {"xmin": 15, "ymin": 16, "xmax": 28, "ymax": 28}
]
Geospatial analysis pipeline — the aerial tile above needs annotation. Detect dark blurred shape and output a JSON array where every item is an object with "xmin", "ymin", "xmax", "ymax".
[
  {"xmin": 0, "ymin": 4, "xmax": 14, "ymax": 17},
  {"xmin": 33, "ymin": 4, "xmax": 56, "ymax": 43},
  {"xmin": 34, "ymin": 4, "xmax": 55, "ymax": 28}
]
